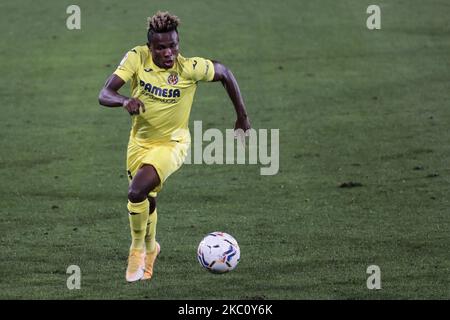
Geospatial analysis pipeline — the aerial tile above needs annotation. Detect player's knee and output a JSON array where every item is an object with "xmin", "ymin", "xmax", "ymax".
[
  {"xmin": 128, "ymin": 187, "xmax": 147, "ymax": 203},
  {"xmin": 148, "ymin": 196, "xmax": 156, "ymax": 213}
]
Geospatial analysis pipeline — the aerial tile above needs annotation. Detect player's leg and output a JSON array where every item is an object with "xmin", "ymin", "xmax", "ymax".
[
  {"xmin": 142, "ymin": 195, "xmax": 160, "ymax": 280},
  {"xmin": 132, "ymin": 140, "xmax": 189, "ymax": 281},
  {"xmin": 127, "ymin": 164, "xmax": 160, "ymax": 248},
  {"xmin": 145, "ymin": 196, "xmax": 158, "ymax": 252},
  {"xmin": 141, "ymin": 142, "xmax": 189, "ymax": 280},
  {"xmin": 125, "ymin": 164, "xmax": 161, "ymax": 282}
]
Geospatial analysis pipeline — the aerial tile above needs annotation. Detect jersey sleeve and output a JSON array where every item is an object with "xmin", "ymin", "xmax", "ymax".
[
  {"xmin": 113, "ymin": 48, "xmax": 140, "ymax": 82},
  {"xmin": 184, "ymin": 57, "xmax": 215, "ymax": 82}
]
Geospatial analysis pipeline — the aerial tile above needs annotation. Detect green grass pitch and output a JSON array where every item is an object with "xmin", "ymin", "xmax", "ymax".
[{"xmin": 0, "ymin": 0, "xmax": 449, "ymax": 299}]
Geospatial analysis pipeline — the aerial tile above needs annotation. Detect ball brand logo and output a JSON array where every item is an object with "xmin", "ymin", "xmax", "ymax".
[
  {"xmin": 139, "ymin": 80, "xmax": 181, "ymax": 98},
  {"xmin": 167, "ymin": 73, "xmax": 179, "ymax": 85}
]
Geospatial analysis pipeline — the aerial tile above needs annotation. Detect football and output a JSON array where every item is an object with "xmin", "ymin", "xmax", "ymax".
[{"xmin": 197, "ymin": 232, "xmax": 240, "ymax": 273}]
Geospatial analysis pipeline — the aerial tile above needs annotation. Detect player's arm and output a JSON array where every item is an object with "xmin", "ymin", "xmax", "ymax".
[
  {"xmin": 211, "ymin": 61, "xmax": 251, "ymax": 132},
  {"xmin": 98, "ymin": 74, "xmax": 145, "ymax": 115}
]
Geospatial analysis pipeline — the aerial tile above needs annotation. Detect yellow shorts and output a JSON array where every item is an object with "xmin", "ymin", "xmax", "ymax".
[{"xmin": 126, "ymin": 138, "xmax": 190, "ymax": 197}]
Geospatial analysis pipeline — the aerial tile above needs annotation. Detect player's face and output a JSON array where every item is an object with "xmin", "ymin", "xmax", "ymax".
[{"xmin": 150, "ymin": 31, "xmax": 179, "ymax": 69}]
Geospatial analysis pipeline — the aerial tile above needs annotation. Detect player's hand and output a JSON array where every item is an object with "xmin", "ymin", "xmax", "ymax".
[
  {"xmin": 123, "ymin": 98, "xmax": 145, "ymax": 115},
  {"xmin": 234, "ymin": 115, "xmax": 251, "ymax": 146}
]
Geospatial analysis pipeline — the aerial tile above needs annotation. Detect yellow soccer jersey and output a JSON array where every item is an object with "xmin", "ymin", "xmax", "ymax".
[{"xmin": 114, "ymin": 45, "xmax": 215, "ymax": 145}]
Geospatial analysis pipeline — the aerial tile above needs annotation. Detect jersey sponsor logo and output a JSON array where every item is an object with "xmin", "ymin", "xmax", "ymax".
[
  {"xmin": 144, "ymin": 67, "xmax": 153, "ymax": 72},
  {"xmin": 167, "ymin": 73, "xmax": 179, "ymax": 85},
  {"xmin": 139, "ymin": 80, "xmax": 181, "ymax": 98}
]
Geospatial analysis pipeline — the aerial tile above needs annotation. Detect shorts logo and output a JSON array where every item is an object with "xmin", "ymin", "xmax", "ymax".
[{"xmin": 167, "ymin": 73, "xmax": 179, "ymax": 85}]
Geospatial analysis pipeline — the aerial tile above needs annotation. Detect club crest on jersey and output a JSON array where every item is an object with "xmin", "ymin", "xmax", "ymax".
[{"xmin": 167, "ymin": 73, "xmax": 179, "ymax": 85}]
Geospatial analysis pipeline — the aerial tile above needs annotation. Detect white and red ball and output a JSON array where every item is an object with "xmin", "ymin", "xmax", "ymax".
[{"xmin": 197, "ymin": 232, "xmax": 240, "ymax": 273}]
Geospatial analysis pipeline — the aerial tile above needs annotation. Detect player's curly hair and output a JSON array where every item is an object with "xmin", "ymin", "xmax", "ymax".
[{"xmin": 147, "ymin": 11, "xmax": 180, "ymax": 43}]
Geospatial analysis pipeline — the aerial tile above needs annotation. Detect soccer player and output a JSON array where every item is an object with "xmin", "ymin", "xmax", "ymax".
[{"xmin": 98, "ymin": 11, "xmax": 251, "ymax": 282}]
